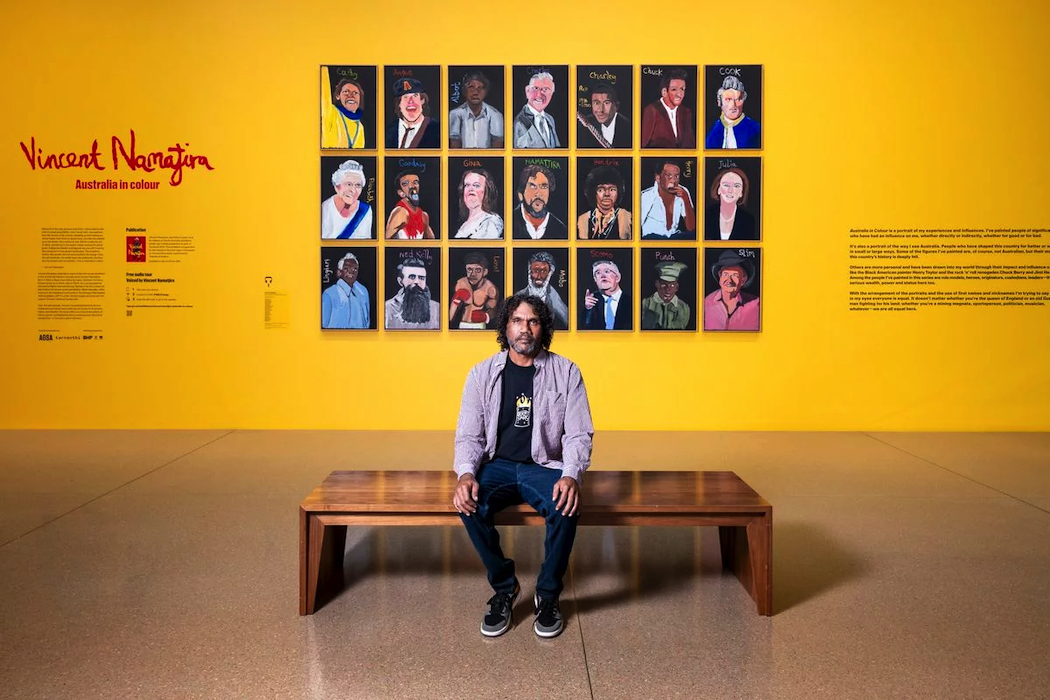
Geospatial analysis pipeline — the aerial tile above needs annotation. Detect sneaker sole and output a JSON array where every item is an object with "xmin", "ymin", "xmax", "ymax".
[
  {"xmin": 533, "ymin": 622, "xmax": 564, "ymax": 638},
  {"xmin": 532, "ymin": 593, "xmax": 564, "ymax": 638},
  {"xmin": 481, "ymin": 622, "xmax": 510, "ymax": 637}
]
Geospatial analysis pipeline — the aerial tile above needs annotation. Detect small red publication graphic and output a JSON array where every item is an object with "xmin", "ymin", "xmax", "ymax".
[{"xmin": 127, "ymin": 236, "xmax": 146, "ymax": 262}]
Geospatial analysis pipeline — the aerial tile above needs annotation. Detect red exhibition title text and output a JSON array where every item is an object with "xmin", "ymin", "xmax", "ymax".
[{"xmin": 19, "ymin": 130, "xmax": 215, "ymax": 186}]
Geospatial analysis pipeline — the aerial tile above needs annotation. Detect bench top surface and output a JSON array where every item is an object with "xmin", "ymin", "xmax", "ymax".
[{"xmin": 301, "ymin": 470, "xmax": 770, "ymax": 514}]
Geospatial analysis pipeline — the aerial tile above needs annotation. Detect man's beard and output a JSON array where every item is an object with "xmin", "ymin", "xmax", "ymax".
[
  {"xmin": 526, "ymin": 280, "xmax": 549, "ymax": 297},
  {"xmin": 511, "ymin": 334, "xmax": 537, "ymax": 356},
  {"xmin": 407, "ymin": 190, "xmax": 420, "ymax": 205},
  {"xmin": 525, "ymin": 198, "xmax": 548, "ymax": 218},
  {"xmin": 401, "ymin": 285, "xmax": 432, "ymax": 323}
]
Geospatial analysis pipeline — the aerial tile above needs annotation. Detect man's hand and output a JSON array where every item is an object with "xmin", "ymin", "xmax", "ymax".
[
  {"xmin": 452, "ymin": 288, "xmax": 471, "ymax": 305},
  {"xmin": 453, "ymin": 473, "xmax": 480, "ymax": 515},
  {"xmin": 552, "ymin": 476, "xmax": 580, "ymax": 517},
  {"xmin": 584, "ymin": 289, "xmax": 598, "ymax": 309}
]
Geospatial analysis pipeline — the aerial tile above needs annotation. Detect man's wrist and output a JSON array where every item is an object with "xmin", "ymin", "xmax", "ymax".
[
  {"xmin": 455, "ymin": 465, "xmax": 478, "ymax": 480},
  {"xmin": 560, "ymin": 467, "xmax": 584, "ymax": 484}
]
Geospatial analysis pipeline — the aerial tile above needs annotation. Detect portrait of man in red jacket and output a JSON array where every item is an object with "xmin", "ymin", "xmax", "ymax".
[{"xmin": 640, "ymin": 66, "xmax": 697, "ymax": 149}]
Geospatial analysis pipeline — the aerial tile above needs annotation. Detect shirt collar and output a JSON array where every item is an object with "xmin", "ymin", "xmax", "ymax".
[
  {"xmin": 720, "ymin": 113, "xmax": 745, "ymax": 128},
  {"xmin": 466, "ymin": 102, "xmax": 490, "ymax": 118},
  {"xmin": 494, "ymin": 348, "xmax": 548, "ymax": 371},
  {"xmin": 526, "ymin": 104, "xmax": 547, "ymax": 119},
  {"xmin": 519, "ymin": 206, "xmax": 550, "ymax": 237},
  {"xmin": 653, "ymin": 292, "xmax": 681, "ymax": 307}
]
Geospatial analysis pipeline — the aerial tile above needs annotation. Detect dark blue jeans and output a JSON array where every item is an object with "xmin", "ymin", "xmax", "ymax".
[{"xmin": 459, "ymin": 458, "xmax": 579, "ymax": 599}]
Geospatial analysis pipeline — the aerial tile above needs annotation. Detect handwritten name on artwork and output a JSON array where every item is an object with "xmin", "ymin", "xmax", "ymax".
[
  {"xmin": 19, "ymin": 130, "xmax": 214, "ymax": 186},
  {"xmin": 524, "ymin": 158, "xmax": 562, "ymax": 170}
]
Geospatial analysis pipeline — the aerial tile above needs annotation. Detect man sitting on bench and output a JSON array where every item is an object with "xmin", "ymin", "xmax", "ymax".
[{"xmin": 452, "ymin": 293, "xmax": 594, "ymax": 638}]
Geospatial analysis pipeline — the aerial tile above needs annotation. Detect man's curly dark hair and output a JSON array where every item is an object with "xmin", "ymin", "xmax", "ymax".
[{"xmin": 495, "ymin": 293, "xmax": 555, "ymax": 351}]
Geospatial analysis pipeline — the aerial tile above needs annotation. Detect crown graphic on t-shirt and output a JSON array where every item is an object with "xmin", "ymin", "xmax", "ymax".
[{"xmin": 516, "ymin": 395, "xmax": 532, "ymax": 410}]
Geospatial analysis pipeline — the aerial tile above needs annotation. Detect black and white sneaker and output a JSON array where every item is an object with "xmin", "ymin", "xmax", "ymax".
[
  {"xmin": 533, "ymin": 593, "xmax": 564, "ymax": 638},
  {"xmin": 480, "ymin": 582, "xmax": 520, "ymax": 637}
]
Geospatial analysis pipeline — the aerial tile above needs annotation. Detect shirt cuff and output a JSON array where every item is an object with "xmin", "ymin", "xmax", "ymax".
[
  {"xmin": 454, "ymin": 464, "xmax": 478, "ymax": 479},
  {"xmin": 560, "ymin": 465, "xmax": 585, "ymax": 485}
]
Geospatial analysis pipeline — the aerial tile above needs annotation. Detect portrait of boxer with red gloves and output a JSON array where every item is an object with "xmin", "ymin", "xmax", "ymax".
[{"xmin": 450, "ymin": 250, "xmax": 502, "ymax": 330}]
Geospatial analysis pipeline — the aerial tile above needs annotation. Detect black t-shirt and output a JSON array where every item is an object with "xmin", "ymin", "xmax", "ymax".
[{"xmin": 494, "ymin": 360, "xmax": 536, "ymax": 463}]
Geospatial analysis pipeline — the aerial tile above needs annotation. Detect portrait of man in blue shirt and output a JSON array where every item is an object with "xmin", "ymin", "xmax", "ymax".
[{"xmin": 321, "ymin": 252, "xmax": 370, "ymax": 329}]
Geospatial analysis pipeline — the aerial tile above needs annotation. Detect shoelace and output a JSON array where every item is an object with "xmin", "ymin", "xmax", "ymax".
[
  {"xmin": 536, "ymin": 598, "xmax": 560, "ymax": 620},
  {"xmin": 487, "ymin": 592, "xmax": 514, "ymax": 614}
]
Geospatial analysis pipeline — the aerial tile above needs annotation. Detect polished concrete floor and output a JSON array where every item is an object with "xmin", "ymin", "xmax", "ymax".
[{"xmin": 1, "ymin": 430, "xmax": 1048, "ymax": 699}]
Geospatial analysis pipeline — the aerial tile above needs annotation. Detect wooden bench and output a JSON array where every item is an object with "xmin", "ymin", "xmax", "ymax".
[{"xmin": 299, "ymin": 470, "xmax": 773, "ymax": 616}]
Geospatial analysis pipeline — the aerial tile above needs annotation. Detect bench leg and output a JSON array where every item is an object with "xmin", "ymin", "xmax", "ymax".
[
  {"xmin": 718, "ymin": 524, "xmax": 746, "ymax": 581},
  {"xmin": 299, "ymin": 513, "xmax": 347, "ymax": 615},
  {"xmin": 718, "ymin": 516, "xmax": 773, "ymax": 616},
  {"xmin": 299, "ymin": 509, "xmax": 309, "ymax": 615},
  {"xmin": 746, "ymin": 515, "xmax": 772, "ymax": 616}
]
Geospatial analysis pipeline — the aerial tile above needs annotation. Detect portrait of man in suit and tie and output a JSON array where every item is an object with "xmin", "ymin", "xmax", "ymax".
[
  {"xmin": 512, "ymin": 66, "xmax": 568, "ymax": 149},
  {"xmin": 576, "ymin": 249, "xmax": 633, "ymax": 331}
]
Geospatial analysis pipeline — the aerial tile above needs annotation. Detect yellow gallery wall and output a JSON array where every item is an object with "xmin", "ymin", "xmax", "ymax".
[{"xmin": 1, "ymin": 0, "xmax": 1048, "ymax": 430}]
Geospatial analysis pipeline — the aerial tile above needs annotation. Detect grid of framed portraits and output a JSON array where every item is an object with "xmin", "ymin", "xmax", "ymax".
[{"xmin": 318, "ymin": 64, "xmax": 765, "ymax": 332}]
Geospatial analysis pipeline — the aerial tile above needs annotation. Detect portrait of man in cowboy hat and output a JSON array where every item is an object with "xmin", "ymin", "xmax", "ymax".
[{"xmin": 703, "ymin": 248, "xmax": 761, "ymax": 331}]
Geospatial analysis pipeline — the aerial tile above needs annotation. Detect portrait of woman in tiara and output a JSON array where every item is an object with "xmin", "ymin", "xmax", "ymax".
[{"xmin": 321, "ymin": 158, "xmax": 374, "ymax": 240}]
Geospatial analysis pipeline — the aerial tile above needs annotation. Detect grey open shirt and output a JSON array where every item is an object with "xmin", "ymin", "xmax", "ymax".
[{"xmin": 454, "ymin": 350, "xmax": 594, "ymax": 483}]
